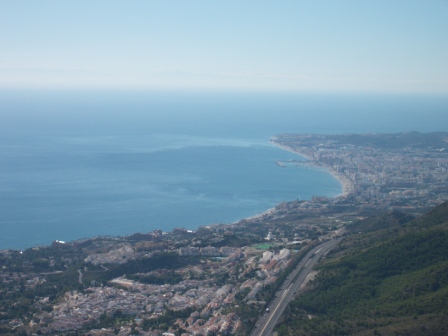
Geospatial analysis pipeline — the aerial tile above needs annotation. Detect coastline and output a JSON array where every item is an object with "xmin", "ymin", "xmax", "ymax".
[
  {"xmin": 270, "ymin": 137, "xmax": 354, "ymax": 197},
  {"xmin": 4, "ymin": 136, "xmax": 354, "ymax": 251},
  {"xmin": 234, "ymin": 137, "xmax": 355, "ymax": 225}
]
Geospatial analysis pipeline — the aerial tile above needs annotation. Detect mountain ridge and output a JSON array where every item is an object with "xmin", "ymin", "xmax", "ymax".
[{"xmin": 276, "ymin": 200, "xmax": 448, "ymax": 335}]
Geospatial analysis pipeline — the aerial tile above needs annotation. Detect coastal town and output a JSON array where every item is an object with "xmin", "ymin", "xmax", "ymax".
[
  {"xmin": 271, "ymin": 131, "xmax": 447, "ymax": 211},
  {"xmin": 0, "ymin": 131, "xmax": 447, "ymax": 335}
]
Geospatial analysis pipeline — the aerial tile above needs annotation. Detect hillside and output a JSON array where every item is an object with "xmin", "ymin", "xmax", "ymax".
[
  {"xmin": 276, "ymin": 201, "xmax": 448, "ymax": 336},
  {"xmin": 347, "ymin": 210, "xmax": 415, "ymax": 233}
]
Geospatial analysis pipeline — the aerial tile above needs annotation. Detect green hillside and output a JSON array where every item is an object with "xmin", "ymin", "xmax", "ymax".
[
  {"xmin": 276, "ymin": 201, "xmax": 448, "ymax": 336},
  {"xmin": 347, "ymin": 210, "xmax": 415, "ymax": 234}
]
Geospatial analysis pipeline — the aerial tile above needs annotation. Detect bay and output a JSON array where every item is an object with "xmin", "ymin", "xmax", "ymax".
[{"xmin": 1, "ymin": 90, "xmax": 447, "ymax": 249}]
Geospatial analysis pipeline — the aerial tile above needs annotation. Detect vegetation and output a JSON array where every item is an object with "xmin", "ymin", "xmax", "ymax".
[
  {"xmin": 276, "ymin": 200, "xmax": 448, "ymax": 335},
  {"xmin": 2, "ymin": 194, "xmax": 447, "ymax": 335},
  {"xmin": 254, "ymin": 243, "xmax": 274, "ymax": 250},
  {"xmin": 347, "ymin": 209, "xmax": 414, "ymax": 233},
  {"xmin": 103, "ymin": 252, "xmax": 201, "ymax": 280},
  {"xmin": 127, "ymin": 271, "xmax": 183, "ymax": 285}
]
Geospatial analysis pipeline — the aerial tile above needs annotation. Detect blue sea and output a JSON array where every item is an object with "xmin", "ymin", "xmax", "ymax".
[{"xmin": 1, "ymin": 90, "xmax": 447, "ymax": 250}]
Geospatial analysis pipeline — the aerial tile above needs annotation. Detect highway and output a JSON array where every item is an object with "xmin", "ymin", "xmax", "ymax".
[{"xmin": 250, "ymin": 238, "xmax": 342, "ymax": 336}]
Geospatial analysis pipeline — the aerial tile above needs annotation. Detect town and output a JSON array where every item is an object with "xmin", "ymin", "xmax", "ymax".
[{"xmin": 0, "ymin": 131, "xmax": 447, "ymax": 335}]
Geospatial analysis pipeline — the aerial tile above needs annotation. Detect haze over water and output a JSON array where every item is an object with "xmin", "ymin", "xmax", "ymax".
[{"xmin": 1, "ymin": 90, "xmax": 447, "ymax": 250}]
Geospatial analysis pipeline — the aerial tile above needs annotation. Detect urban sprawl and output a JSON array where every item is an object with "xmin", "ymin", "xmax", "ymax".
[{"xmin": 1, "ymin": 132, "xmax": 447, "ymax": 335}]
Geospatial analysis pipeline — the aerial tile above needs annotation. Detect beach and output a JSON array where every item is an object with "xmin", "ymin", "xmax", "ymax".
[
  {"xmin": 270, "ymin": 137, "xmax": 354, "ymax": 197},
  {"xmin": 237, "ymin": 137, "xmax": 355, "ymax": 225}
]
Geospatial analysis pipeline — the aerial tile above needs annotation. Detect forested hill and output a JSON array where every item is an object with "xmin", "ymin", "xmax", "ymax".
[
  {"xmin": 276, "ymin": 201, "xmax": 448, "ymax": 336},
  {"xmin": 347, "ymin": 210, "xmax": 415, "ymax": 233},
  {"xmin": 407, "ymin": 200, "xmax": 448, "ymax": 230}
]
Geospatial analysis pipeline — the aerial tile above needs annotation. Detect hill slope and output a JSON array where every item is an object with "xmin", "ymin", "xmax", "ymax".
[
  {"xmin": 347, "ymin": 210, "xmax": 415, "ymax": 233},
  {"xmin": 276, "ymin": 201, "xmax": 448, "ymax": 336}
]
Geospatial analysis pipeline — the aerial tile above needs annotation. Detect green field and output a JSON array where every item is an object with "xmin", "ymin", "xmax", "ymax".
[{"xmin": 254, "ymin": 243, "xmax": 274, "ymax": 250}]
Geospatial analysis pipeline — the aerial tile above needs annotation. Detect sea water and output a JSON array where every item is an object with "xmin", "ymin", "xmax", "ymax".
[{"xmin": 1, "ymin": 90, "xmax": 447, "ymax": 250}]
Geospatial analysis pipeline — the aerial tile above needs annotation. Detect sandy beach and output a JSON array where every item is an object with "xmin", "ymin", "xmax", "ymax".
[
  {"xmin": 234, "ymin": 139, "xmax": 354, "ymax": 225},
  {"xmin": 270, "ymin": 137, "xmax": 354, "ymax": 197}
]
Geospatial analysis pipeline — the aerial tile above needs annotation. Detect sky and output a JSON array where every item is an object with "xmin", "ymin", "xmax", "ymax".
[{"xmin": 1, "ymin": 1, "xmax": 447, "ymax": 94}]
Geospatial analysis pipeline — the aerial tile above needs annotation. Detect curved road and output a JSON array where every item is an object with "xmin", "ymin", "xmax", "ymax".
[{"xmin": 251, "ymin": 238, "xmax": 342, "ymax": 336}]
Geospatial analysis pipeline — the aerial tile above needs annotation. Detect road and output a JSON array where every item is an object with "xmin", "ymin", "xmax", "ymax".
[
  {"xmin": 250, "ymin": 238, "xmax": 342, "ymax": 336},
  {"xmin": 77, "ymin": 269, "xmax": 83, "ymax": 284}
]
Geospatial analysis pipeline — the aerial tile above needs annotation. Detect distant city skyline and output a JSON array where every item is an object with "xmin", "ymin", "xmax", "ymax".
[{"xmin": 1, "ymin": 1, "xmax": 447, "ymax": 93}]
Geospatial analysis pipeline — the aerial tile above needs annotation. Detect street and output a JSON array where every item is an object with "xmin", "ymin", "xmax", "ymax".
[{"xmin": 251, "ymin": 238, "xmax": 342, "ymax": 336}]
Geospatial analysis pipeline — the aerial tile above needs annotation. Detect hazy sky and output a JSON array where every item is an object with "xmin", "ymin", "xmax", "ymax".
[{"xmin": 1, "ymin": 1, "xmax": 447, "ymax": 93}]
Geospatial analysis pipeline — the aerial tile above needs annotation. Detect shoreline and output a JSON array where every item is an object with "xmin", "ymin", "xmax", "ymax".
[
  {"xmin": 5, "ymin": 137, "xmax": 354, "ymax": 251},
  {"xmin": 270, "ymin": 137, "xmax": 354, "ymax": 198},
  {"xmin": 234, "ymin": 137, "xmax": 355, "ymax": 225}
]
